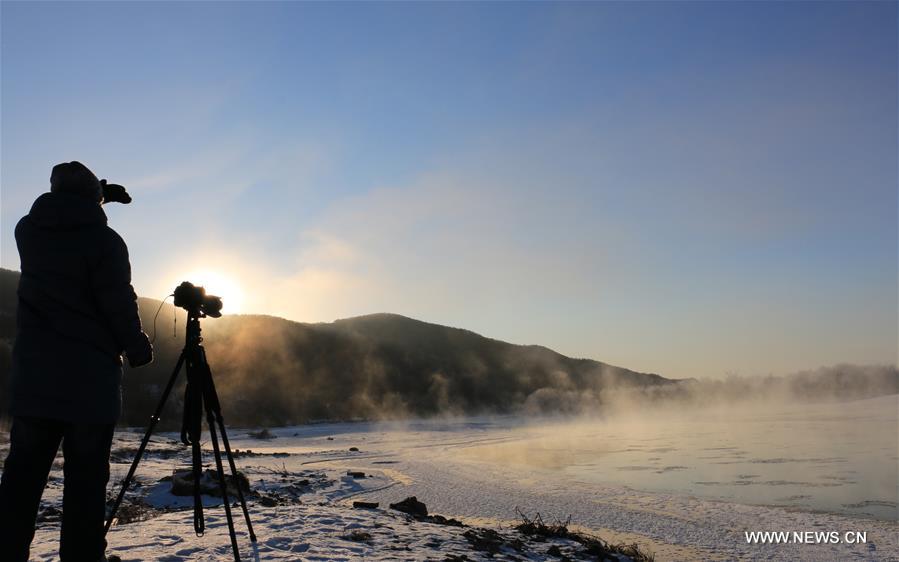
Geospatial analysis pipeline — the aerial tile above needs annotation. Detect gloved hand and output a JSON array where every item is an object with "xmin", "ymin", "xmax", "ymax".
[
  {"xmin": 100, "ymin": 179, "xmax": 132, "ymax": 205},
  {"xmin": 126, "ymin": 332, "xmax": 154, "ymax": 368}
]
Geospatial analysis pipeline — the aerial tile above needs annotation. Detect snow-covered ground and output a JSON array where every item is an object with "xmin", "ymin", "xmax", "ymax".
[
  {"xmin": 15, "ymin": 426, "xmax": 651, "ymax": 562},
  {"xmin": 6, "ymin": 405, "xmax": 898, "ymax": 561}
]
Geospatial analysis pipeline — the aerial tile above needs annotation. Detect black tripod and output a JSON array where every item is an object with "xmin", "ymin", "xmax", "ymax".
[{"xmin": 105, "ymin": 310, "xmax": 257, "ymax": 561}]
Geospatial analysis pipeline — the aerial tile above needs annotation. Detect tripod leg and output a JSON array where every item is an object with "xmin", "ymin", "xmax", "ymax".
[
  {"xmin": 206, "ymin": 409, "xmax": 241, "ymax": 562},
  {"xmin": 198, "ymin": 351, "xmax": 257, "ymax": 542},
  {"xmin": 183, "ymin": 353, "xmax": 206, "ymax": 537},
  {"xmin": 214, "ymin": 418, "xmax": 258, "ymax": 542},
  {"xmin": 193, "ymin": 348, "xmax": 240, "ymax": 560},
  {"xmin": 189, "ymin": 435, "xmax": 205, "ymax": 536},
  {"xmin": 105, "ymin": 351, "xmax": 186, "ymax": 535}
]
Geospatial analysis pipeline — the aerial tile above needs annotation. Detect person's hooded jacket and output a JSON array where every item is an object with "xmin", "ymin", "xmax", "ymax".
[{"xmin": 11, "ymin": 162, "xmax": 152, "ymax": 424}]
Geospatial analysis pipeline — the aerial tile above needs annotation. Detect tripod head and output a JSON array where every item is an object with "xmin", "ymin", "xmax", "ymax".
[{"xmin": 183, "ymin": 313, "xmax": 204, "ymax": 349}]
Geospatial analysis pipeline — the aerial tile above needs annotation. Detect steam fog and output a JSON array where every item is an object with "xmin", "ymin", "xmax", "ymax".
[
  {"xmin": 105, "ymin": 297, "xmax": 899, "ymax": 431},
  {"xmin": 349, "ymin": 395, "xmax": 898, "ymax": 524},
  {"xmin": 115, "ymin": 301, "xmax": 897, "ymax": 523},
  {"xmin": 585, "ymin": 364, "xmax": 899, "ymax": 417}
]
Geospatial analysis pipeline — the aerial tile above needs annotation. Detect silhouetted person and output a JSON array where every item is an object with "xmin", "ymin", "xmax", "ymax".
[{"xmin": 0, "ymin": 162, "xmax": 153, "ymax": 561}]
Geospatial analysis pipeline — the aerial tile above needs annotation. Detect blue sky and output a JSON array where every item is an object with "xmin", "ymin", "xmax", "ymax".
[{"xmin": 2, "ymin": 1, "xmax": 896, "ymax": 379}]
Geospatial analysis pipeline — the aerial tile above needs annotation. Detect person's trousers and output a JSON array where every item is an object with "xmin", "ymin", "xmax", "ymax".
[{"xmin": 0, "ymin": 416, "xmax": 115, "ymax": 562}]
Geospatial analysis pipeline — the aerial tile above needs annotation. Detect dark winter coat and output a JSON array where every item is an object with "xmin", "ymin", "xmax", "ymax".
[{"xmin": 11, "ymin": 192, "xmax": 149, "ymax": 423}]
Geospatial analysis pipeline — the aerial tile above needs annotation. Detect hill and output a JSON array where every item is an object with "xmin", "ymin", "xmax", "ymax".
[{"xmin": 0, "ymin": 268, "xmax": 674, "ymax": 426}]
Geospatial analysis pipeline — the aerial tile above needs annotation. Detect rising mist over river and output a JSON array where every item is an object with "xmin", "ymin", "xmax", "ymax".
[
  {"xmin": 457, "ymin": 395, "xmax": 898, "ymax": 521},
  {"xmin": 199, "ymin": 394, "xmax": 898, "ymax": 560}
]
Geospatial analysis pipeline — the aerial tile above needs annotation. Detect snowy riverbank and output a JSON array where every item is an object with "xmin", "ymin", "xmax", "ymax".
[{"xmin": 20, "ymin": 430, "xmax": 651, "ymax": 561}]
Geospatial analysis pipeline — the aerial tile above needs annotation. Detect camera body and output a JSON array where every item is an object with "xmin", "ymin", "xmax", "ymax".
[{"xmin": 173, "ymin": 281, "xmax": 223, "ymax": 318}]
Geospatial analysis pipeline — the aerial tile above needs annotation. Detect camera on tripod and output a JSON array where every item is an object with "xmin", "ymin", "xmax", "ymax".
[
  {"xmin": 173, "ymin": 281, "xmax": 223, "ymax": 318},
  {"xmin": 106, "ymin": 282, "xmax": 255, "ymax": 560}
]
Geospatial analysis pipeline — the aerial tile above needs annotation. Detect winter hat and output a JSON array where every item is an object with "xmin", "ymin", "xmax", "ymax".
[{"xmin": 50, "ymin": 161, "xmax": 102, "ymax": 202}]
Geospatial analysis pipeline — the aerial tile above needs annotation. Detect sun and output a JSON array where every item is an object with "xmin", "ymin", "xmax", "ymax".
[{"xmin": 175, "ymin": 270, "xmax": 245, "ymax": 314}]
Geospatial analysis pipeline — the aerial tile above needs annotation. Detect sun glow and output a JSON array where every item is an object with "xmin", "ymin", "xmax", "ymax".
[{"xmin": 175, "ymin": 270, "xmax": 245, "ymax": 314}]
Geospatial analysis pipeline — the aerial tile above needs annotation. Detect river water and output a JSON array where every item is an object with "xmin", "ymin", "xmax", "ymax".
[{"xmin": 458, "ymin": 394, "xmax": 898, "ymax": 521}]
